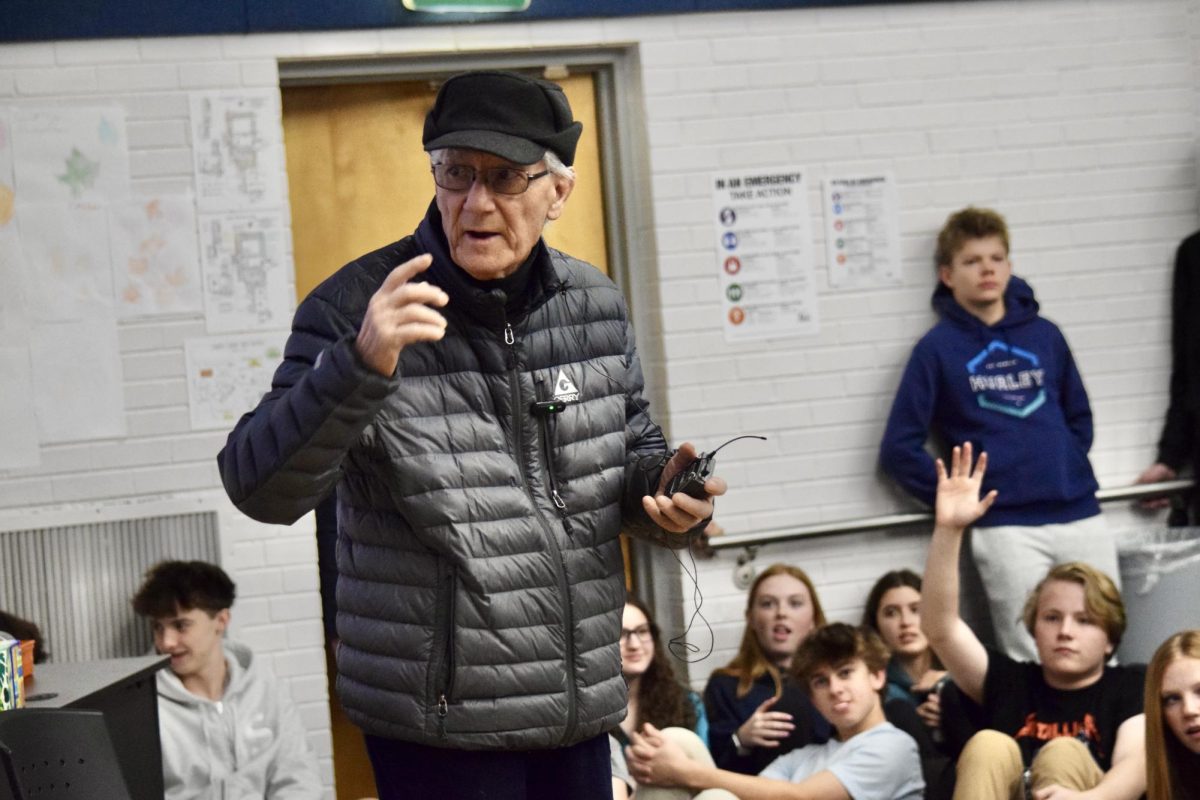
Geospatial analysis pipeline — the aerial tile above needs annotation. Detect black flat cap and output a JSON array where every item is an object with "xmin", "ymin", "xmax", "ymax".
[{"xmin": 423, "ymin": 70, "xmax": 583, "ymax": 166}]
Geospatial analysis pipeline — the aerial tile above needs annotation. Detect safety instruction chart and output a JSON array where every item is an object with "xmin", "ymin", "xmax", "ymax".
[
  {"xmin": 822, "ymin": 174, "xmax": 902, "ymax": 289},
  {"xmin": 711, "ymin": 166, "xmax": 818, "ymax": 342}
]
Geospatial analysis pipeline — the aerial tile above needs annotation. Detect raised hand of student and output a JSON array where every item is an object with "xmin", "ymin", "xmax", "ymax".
[
  {"xmin": 626, "ymin": 723, "xmax": 688, "ymax": 787},
  {"xmin": 736, "ymin": 695, "xmax": 795, "ymax": 748},
  {"xmin": 355, "ymin": 253, "xmax": 449, "ymax": 376},
  {"xmin": 934, "ymin": 443, "xmax": 997, "ymax": 533}
]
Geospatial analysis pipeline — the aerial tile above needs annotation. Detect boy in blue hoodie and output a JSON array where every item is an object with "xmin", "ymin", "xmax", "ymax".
[{"xmin": 879, "ymin": 207, "xmax": 1116, "ymax": 661}]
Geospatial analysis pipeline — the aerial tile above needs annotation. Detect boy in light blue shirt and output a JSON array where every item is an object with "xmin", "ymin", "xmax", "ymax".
[{"xmin": 627, "ymin": 623, "xmax": 923, "ymax": 800}]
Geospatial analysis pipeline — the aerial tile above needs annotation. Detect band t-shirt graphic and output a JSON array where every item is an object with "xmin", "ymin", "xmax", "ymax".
[{"xmin": 981, "ymin": 649, "xmax": 1145, "ymax": 769}]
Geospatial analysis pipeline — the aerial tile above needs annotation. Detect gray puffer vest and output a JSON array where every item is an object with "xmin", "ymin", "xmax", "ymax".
[{"xmin": 218, "ymin": 207, "xmax": 671, "ymax": 750}]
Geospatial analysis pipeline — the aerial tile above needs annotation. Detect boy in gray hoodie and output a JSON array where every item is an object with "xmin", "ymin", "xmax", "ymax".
[{"xmin": 132, "ymin": 561, "xmax": 321, "ymax": 800}]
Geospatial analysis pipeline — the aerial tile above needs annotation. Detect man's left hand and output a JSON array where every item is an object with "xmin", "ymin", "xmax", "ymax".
[{"xmin": 642, "ymin": 442, "xmax": 727, "ymax": 533}]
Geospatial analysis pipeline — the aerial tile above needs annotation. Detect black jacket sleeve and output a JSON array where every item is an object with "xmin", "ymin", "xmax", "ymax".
[
  {"xmin": 617, "ymin": 316, "xmax": 680, "ymax": 547},
  {"xmin": 217, "ymin": 288, "xmax": 394, "ymax": 525},
  {"xmin": 1157, "ymin": 232, "xmax": 1200, "ymax": 470}
]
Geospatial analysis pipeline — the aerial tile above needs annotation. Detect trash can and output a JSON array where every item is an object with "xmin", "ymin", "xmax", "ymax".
[{"xmin": 1117, "ymin": 526, "xmax": 1200, "ymax": 664}]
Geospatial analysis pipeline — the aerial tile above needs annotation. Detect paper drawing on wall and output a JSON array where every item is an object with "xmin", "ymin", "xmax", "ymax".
[
  {"xmin": 109, "ymin": 195, "xmax": 203, "ymax": 319},
  {"xmin": 18, "ymin": 203, "xmax": 115, "ymax": 323},
  {"xmin": 0, "ymin": 112, "xmax": 14, "ymax": 230},
  {"xmin": 0, "ymin": 232, "xmax": 30, "ymax": 340},
  {"xmin": 191, "ymin": 91, "xmax": 283, "ymax": 213},
  {"xmin": 199, "ymin": 212, "xmax": 291, "ymax": 333},
  {"xmin": 184, "ymin": 332, "xmax": 287, "ymax": 430},
  {"xmin": 0, "ymin": 345, "xmax": 41, "ymax": 470},
  {"xmin": 12, "ymin": 107, "xmax": 131, "ymax": 205},
  {"xmin": 30, "ymin": 317, "xmax": 127, "ymax": 443},
  {"xmin": 58, "ymin": 147, "xmax": 101, "ymax": 198}
]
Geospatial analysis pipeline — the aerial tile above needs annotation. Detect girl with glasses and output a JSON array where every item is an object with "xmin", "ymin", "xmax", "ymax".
[{"xmin": 615, "ymin": 595, "xmax": 708, "ymax": 767}]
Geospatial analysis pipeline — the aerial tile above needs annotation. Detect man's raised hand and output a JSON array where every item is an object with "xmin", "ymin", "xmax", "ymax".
[
  {"xmin": 934, "ymin": 442, "xmax": 998, "ymax": 532},
  {"xmin": 355, "ymin": 254, "xmax": 449, "ymax": 376}
]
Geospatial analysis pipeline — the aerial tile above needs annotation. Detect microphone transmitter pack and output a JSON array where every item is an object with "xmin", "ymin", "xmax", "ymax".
[{"xmin": 664, "ymin": 435, "xmax": 767, "ymax": 499}]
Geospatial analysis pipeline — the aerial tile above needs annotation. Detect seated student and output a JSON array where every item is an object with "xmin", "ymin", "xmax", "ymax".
[
  {"xmin": 862, "ymin": 569, "xmax": 947, "ymax": 724},
  {"xmin": 626, "ymin": 623, "xmax": 925, "ymax": 800},
  {"xmin": 131, "ymin": 560, "xmax": 322, "ymax": 800},
  {"xmin": 704, "ymin": 564, "xmax": 832, "ymax": 775},
  {"xmin": 1145, "ymin": 630, "xmax": 1200, "ymax": 800},
  {"xmin": 614, "ymin": 596, "xmax": 708, "ymax": 764},
  {"xmin": 611, "ymin": 734, "xmax": 634, "ymax": 800},
  {"xmin": 922, "ymin": 444, "xmax": 1146, "ymax": 800}
]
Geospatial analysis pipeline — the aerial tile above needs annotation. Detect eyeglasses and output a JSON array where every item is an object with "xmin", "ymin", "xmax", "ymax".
[
  {"xmin": 620, "ymin": 625, "xmax": 653, "ymax": 645},
  {"xmin": 431, "ymin": 163, "xmax": 550, "ymax": 195}
]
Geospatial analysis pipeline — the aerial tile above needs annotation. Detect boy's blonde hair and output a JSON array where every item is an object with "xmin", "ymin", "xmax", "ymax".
[
  {"xmin": 1021, "ymin": 562, "xmax": 1125, "ymax": 649},
  {"xmin": 935, "ymin": 206, "xmax": 1010, "ymax": 268}
]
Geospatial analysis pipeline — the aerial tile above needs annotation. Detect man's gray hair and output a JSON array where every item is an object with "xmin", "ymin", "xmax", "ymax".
[{"xmin": 542, "ymin": 150, "xmax": 574, "ymax": 180}]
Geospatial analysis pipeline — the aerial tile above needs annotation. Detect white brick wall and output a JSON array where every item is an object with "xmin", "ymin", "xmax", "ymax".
[{"xmin": 1, "ymin": 0, "xmax": 1196, "ymax": 785}]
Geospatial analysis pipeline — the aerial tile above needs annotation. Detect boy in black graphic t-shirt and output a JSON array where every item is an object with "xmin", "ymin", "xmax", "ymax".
[
  {"xmin": 984, "ymin": 650, "xmax": 1144, "ymax": 770},
  {"xmin": 921, "ymin": 444, "xmax": 1146, "ymax": 800}
]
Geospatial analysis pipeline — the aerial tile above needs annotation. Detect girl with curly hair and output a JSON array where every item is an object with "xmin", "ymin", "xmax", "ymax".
[{"xmin": 614, "ymin": 596, "xmax": 707, "ymax": 769}]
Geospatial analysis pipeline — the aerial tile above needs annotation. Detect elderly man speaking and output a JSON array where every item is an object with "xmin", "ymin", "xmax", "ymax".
[{"xmin": 218, "ymin": 70, "xmax": 725, "ymax": 799}]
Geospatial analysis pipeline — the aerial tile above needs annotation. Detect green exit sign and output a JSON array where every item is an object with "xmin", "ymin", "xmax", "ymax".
[{"xmin": 403, "ymin": 0, "xmax": 530, "ymax": 10}]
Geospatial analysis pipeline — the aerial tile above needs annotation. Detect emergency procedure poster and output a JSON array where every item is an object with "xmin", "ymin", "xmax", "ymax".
[
  {"xmin": 712, "ymin": 167, "xmax": 818, "ymax": 342},
  {"xmin": 822, "ymin": 174, "xmax": 902, "ymax": 289}
]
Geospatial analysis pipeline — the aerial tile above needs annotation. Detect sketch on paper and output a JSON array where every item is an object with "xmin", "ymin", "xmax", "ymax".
[
  {"xmin": 0, "ymin": 112, "xmax": 14, "ymax": 230},
  {"xmin": 0, "ymin": 345, "xmax": 40, "ymax": 470},
  {"xmin": 18, "ymin": 203, "xmax": 114, "ymax": 322},
  {"xmin": 184, "ymin": 333, "xmax": 285, "ymax": 430},
  {"xmin": 31, "ymin": 317, "xmax": 127, "ymax": 443},
  {"xmin": 190, "ymin": 91, "xmax": 284, "ymax": 212},
  {"xmin": 199, "ymin": 212, "xmax": 291, "ymax": 333},
  {"xmin": 109, "ymin": 195, "xmax": 203, "ymax": 319},
  {"xmin": 12, "ymin": 107, "xmax": 130, "ymax": 205}
]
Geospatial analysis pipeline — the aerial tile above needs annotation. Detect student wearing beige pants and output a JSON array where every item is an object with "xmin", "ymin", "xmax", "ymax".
[{"xmin": 922, "ymin": 444, "xmax": 1146, "ymax": 800}]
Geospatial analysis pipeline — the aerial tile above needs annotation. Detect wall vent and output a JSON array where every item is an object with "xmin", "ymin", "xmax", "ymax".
[{"xmin": 0, "ymin": 512, "xmax": 220, "ymax": 662}]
